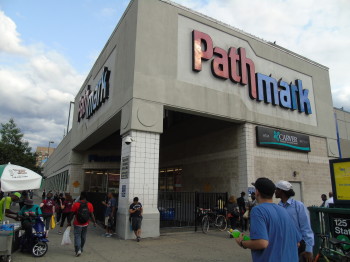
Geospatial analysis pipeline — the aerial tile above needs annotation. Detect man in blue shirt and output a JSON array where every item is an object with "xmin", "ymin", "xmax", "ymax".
[
  {"xmin": 102, "ymin": 192, "xmax": 117, "ymax": 237},
  {"xmin": 275, "ymin": 180, "xmax": 314, "ymax": 262},
  {"xmin": 235, "ymin": 177, "xmax": 301, "ymax": 262}
]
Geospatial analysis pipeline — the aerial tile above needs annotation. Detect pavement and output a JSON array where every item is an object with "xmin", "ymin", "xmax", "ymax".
[{"xmin": 9, "ymin": 195, "xmax": 252, "ymax": 262}]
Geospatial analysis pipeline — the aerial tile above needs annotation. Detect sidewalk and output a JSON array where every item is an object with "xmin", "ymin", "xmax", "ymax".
[{"xmin": 10, "ymin": 194, "xmax": 252, "ymax": 262}]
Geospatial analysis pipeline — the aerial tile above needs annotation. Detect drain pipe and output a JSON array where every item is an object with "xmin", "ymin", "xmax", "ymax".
[{"xmin": 334, "ymin": 112, "xmax": 342, "ymax": 159}]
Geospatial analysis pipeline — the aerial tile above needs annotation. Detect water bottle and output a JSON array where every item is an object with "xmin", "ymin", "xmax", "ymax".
[{"xmin": 229, "ymin": 229, "xmax": 251, "ymax": 240}]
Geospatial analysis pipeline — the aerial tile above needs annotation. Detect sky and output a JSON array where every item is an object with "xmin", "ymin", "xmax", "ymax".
[{"xmin": 0, "ymin": 0, "xmax": 349, "ymax": 150}]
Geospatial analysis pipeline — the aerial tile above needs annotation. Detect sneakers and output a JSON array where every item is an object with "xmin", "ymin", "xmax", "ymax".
[
  {"xmin": 76, "ymin": 250, "xmax": 81, "ymax": 257},
  {"xmin": 58, "ymin": 231, "xmax": 62, "ymax": 235},
  {"xmin": 137, "ymin": 236, "xmax": 140, "ymax": 242},
  {"xmin": 106, "ymin": 234, "xmax": 112, "ymax": 238}
]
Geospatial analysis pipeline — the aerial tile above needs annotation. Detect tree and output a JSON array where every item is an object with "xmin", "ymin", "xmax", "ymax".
[{"xmin": 0, "ymin": 118, "xmax": 40, "ymax": 173}]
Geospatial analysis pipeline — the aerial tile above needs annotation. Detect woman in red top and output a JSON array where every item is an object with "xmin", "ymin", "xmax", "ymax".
[
  {"xmin": 58, "ymin": 193, "xmax": 73, "ymax": 234},
  {"xmin": 40, "ymin": 192, "xmax": 55, "ymax": 236}
]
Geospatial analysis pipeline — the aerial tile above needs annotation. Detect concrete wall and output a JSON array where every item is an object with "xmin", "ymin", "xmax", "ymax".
[{"xmin": 133, "ymin": 0, "xmax": 338, "ymax": 157}]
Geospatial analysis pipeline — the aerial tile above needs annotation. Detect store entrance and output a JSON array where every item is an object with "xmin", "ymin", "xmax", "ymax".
[{"xmin": 84, "ymin": 169, "xmax": 120, "ymax": 193}]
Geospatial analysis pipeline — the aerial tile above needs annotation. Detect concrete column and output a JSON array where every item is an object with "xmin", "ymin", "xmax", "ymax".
[
  {"xmin": 116, "ymin": 130, "xmax": 160, "ymax": 239},
  {"xmin": 237, "ymin": 123, "xmax": 255, "ymax": 194}
]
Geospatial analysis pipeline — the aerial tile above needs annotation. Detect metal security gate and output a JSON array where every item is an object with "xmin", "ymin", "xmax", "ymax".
[{"xmin": 158, "ymin": 191, "xmax": 228, "ymax": 229}]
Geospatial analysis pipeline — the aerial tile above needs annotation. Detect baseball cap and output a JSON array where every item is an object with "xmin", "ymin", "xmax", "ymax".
[
  {"xmin": 251, "ymin": 177, "xmax": 276, "ymax": 197},
  {"xmin": 13, "ymin": 192, "xmax": 21, "ymax": 199},
  {"xmin": 275, "ymin": 180, "xmax": 293, "ymax": 191}
]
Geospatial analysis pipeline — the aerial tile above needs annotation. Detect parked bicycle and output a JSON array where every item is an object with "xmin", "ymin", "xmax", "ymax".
[
  {"xmin": 314, "ymin": 234, "xmax": 350, "ymax": 262},
  {"xmin": 197, "ymin": 208, "xmax": 227, "ymax": 233}
]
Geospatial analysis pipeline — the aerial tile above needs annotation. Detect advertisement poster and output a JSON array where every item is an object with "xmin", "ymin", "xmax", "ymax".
[{"xmin": 330, "ymin": 158, "xmax": 350, "ymax": 204}]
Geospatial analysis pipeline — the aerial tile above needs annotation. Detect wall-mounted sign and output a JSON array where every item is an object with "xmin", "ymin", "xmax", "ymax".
[
  {"xmin": 88, "ymin": 155, "xmax": 119, "ymax": 163},
  {"xmin": 192, "ymin": 30, "xmax": 312, "ymax": 115},
  {"xmin": 330, "ymin": 158, "xmax": 350, "ymax": 205},
  {"xmin": 121, "ymin": 185, "xmax": 126, "ymax": 198},
  {"xmin": 256, "ymin": 126, "xmax": 311, "ymax": 152},
  {"xmin": 78, "ymin": 66, "xmax": 111, "ymax": 122},
  {"xmin": 121, "ymin": 156, "xmax": 129, "ymax": 179}
]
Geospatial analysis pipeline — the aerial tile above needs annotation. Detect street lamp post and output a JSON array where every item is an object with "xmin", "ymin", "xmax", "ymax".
[{"xmin": 47, "ymin": 141, "xmax": 54, "ymax": 159}]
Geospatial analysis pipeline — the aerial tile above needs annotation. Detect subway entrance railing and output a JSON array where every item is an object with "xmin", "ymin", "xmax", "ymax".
[
  {"xmin": 308, "ymin": 206, "xmax": 350, "ymax": 257},
  {"xmin": 86, "ymin": 191, "xmax": 228, "ymax": 231}
]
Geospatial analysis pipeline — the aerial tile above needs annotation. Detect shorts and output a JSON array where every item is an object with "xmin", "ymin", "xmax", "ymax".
[
  {"xmin": 105, "ymin": 216, "xmax": 114, "ymax": 228},
  {"xmin": 131, "ymin": 217, "xmax": 142, "ymax": 231}
]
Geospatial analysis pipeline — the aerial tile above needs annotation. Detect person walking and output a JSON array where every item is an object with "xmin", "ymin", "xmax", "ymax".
[
  {"xmin": 69, "ymin": 192, "xmax": 96, "ymax": 257},
  {"xmin": 40, "ymin": 192, "xmax": 55, "ymax": 236},
  {"xmin": 56, "ymin": 193, "xmax": 65, "ymax": 224},
  {"xmin": 275, "ymin": 180, "xmax": 314, "ymax": 262},
  {"xmin": 235, "ymin": 177, "xmax": 301, "ymax": 262},
  {"xmin": 58, "ymin": 193, "xmax": 73, "ymax": 234},
  {"xmin": 102, "ymin": 192, "xmax": 117, "ymax": 237},
  {"xmin": 41, "ymin": 189, "xmax": 46, "ymax": 201},
  {"xmin": 129, "ymin": 197, "xmax": 143, "ymax": 242},
  {"xmin": 237, "ymin": 192, "xmax": 247, "ymax": 231},
  {"xmin": 320, "ymin": 194, "xmax": 327, "ymax": 207},
  {"xmin": 226, "ymin": 195, "xmax": 239, "ymax": 231}
]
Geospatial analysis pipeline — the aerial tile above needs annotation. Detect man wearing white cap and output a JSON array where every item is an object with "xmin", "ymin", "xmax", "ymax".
[{"xmin": 275, "ymin": 180, "xmax": 314, "ymax": 262}]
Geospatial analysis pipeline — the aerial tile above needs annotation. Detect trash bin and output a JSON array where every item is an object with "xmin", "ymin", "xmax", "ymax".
[{"xmin": 0, "ymin": 230, "xmax": 13, "ymax": 261}]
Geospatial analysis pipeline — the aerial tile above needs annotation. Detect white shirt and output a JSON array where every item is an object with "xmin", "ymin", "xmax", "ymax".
[{"xmin": 325, "ymin": 197, "xmax": 334, "ymax": 207}]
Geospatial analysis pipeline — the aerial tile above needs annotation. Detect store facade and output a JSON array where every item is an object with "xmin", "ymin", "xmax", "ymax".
[{"xmin": 43, "ymin": 0, "xmax": 339, "ymax": 239}]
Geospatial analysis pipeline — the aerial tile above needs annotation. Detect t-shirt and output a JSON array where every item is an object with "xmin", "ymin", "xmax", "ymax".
[
  {"xmin": 105, "ymin": 198, "xmax": 117, "ymax": 217},
  {"xmin": 129, "ymin": 202, "xmax": 142, "ymax": 218},
  {"xmin": 71, "ymin": 201, "xmax": 94, "ymax": 226},
  {"xmin": 41, "ymin": 199, "xmax": 55, "ymax": 214},
  {"xmin": 250, "ymin": 203, "xmax": 302, "ymax": 262},
  {"xmin": 62, "ymin": 200, "xmax": 73, "ymax": 213},
  {"xmin": 19, "ymin": 204, "xmax": 42, "ymax": 223},
  {"xmin": 0, "ymin": 197, "xmax": 12, "ymax": 221}
]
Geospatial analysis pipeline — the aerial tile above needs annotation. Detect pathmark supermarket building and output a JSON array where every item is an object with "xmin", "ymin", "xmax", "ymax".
[{"xmin": 43, "ymin": 0, "xmax": 343, "ymax": 239}]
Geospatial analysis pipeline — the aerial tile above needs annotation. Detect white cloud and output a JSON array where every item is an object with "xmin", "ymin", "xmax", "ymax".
[
  {"xmin": 0, "ymin": 10, "xmax": 84, "ymax": 150},
  {"xmin": 173, "ymin": 0, "xmax": 350, "ymax": 111},
  {"xmin": 0, "ymin": 10, "xmax": 28, "ymax": 55}
]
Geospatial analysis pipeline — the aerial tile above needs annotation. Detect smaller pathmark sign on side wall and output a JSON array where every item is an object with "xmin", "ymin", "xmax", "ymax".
[{"xmin": 256, "ymin": 126, "xmax": 311, "ymax": 152}]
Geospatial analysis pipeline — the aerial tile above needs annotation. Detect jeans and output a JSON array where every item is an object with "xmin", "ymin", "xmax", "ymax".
[
  {"xmin": 42, "ymin": 213, "xmax": 53, "ymax": 230},
  {"xmin": 74, "ymin": 225, "xmax": 88, "ymax": 253}
]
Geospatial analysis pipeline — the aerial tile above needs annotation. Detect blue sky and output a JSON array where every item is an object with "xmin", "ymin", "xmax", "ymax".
[{"xmin": 0, "ymin": 0, "xmax": 349, "ymax": 150}]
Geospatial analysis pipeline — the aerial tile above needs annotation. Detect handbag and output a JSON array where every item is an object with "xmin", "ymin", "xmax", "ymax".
[
  {"xmin": 243, "ymin": 210, "xmax": 249, "ymax": 219},
  {"xmin": 50, "ymin": 215, "xmax": 56, "ymax": 229},
  {"xmin": 61, "ymin": 226, "xmax": 72, "ymax": 245}
]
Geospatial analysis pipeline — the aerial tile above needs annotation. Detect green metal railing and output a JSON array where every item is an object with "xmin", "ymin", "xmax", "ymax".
[{"xmin": 308, "ymin": 206, "xmax": 350, "ymax": 256}]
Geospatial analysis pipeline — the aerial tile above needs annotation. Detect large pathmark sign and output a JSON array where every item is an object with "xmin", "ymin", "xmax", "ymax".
[
  {"xmin": 78, "ymin": 67, "xmax": 111, "ymax": 122},
  {"xmin": 256, "ymin": 126, "xmax": 311, "ymax": 152},
  {"xmin": 192, "ymin": 30, "xmax": 312, "ymax": 115}
]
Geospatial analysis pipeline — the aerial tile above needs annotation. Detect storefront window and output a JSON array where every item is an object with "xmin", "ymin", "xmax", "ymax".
[
  {"xmin": 84, "ymin": 170, "xmax": 120, "ymax": 193},
  {"xmin": 159, "ymin": 168, "xmax": 182, "ymax": 192}
]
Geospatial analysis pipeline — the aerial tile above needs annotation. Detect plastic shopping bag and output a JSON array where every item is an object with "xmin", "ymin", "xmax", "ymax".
[
  {"xmin": 61, "ymin": 226, "xmax": 72, "ymax": 245},
  {"xmin": 51, "ymin": 215, "xmax": 56, "ymax": 229}
]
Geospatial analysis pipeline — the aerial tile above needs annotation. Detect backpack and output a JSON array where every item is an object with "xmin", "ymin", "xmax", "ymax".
[{"xmin": 76, "ymin": 201, "xmax": 90, "ymax": 224}]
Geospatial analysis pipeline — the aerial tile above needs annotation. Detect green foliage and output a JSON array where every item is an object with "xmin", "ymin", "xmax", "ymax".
[{"xmin": 0, "ymin": 119, "xmax": 41, "ymax": 174}]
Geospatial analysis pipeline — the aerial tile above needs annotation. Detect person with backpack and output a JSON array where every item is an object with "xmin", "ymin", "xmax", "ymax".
[
  {"xmin": 69, "ymin": 192, "xmax": 96, "ymax": 257},
  {"xmin": 40, "ymin": 192, "xmax": 55, "ymax": 236},
  {"xmin": 226, "ymin": 195, "xmax": 240, "ymax": 233}
]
